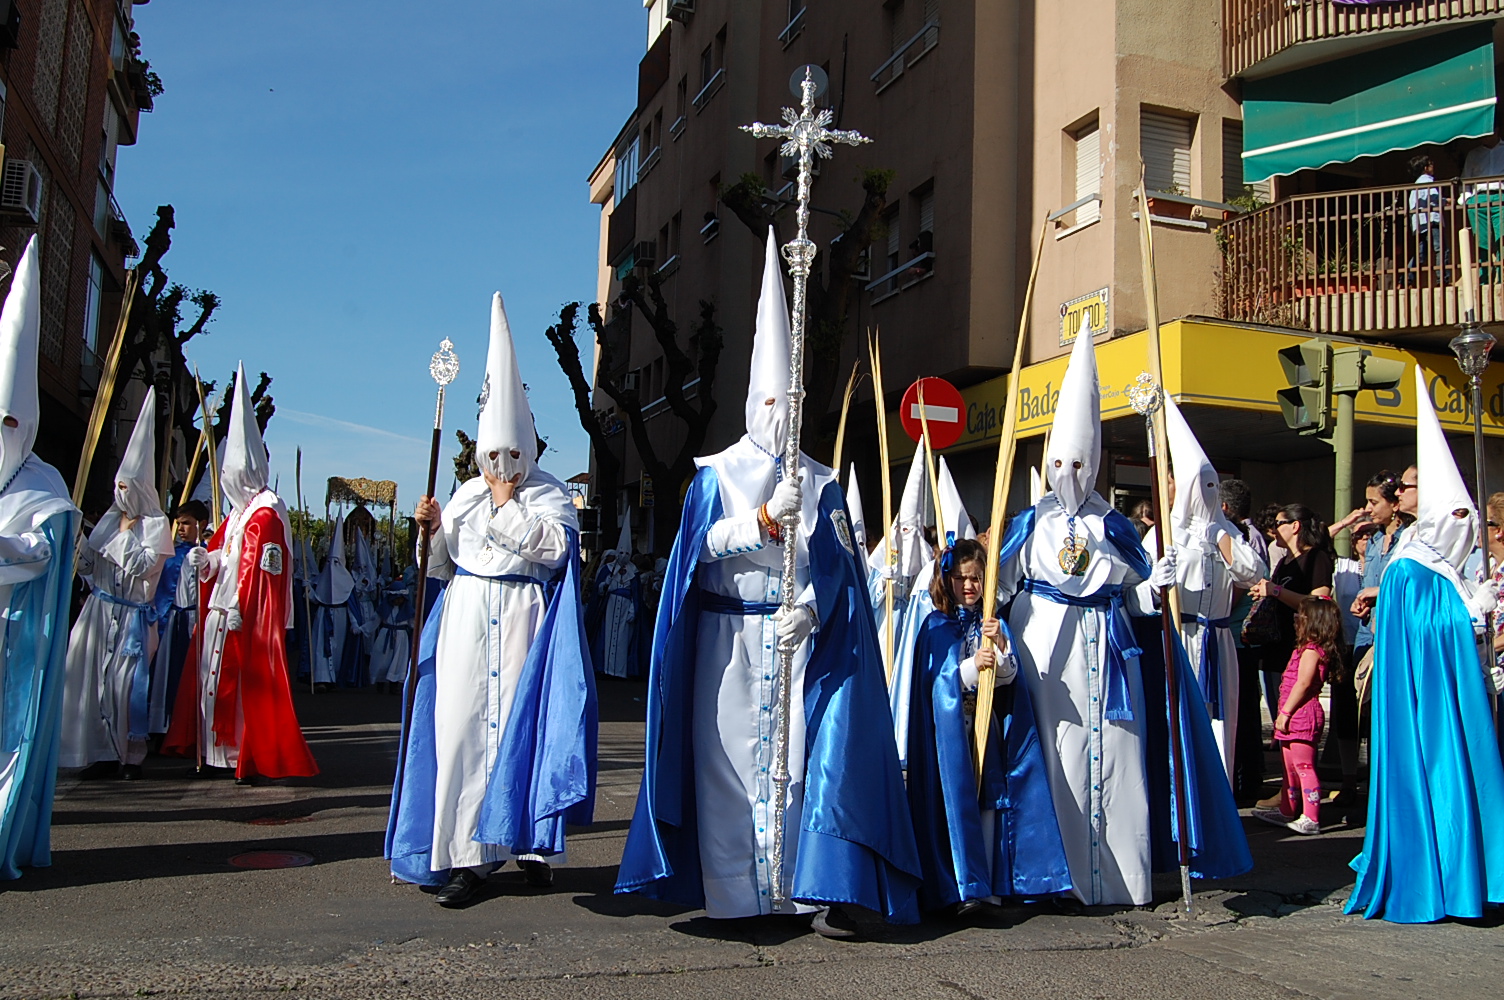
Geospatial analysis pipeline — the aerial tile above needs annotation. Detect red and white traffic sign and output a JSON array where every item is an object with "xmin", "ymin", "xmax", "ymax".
[{"xmin": 899, "ymin": 377, "xmax": 964, "ymax": 449}]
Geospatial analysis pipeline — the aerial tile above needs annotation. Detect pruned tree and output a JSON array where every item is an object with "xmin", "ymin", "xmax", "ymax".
[
  {"xmin": 545, "ymin": 271, "xmax": 723, "ymax": 554},
  {"xmin": 719, "ymin": 168, "xmax": 892, "ymax": 458}
]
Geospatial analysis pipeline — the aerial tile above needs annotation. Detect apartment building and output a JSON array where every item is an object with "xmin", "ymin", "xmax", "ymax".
[
  {"xmin": 589, "ymin": 0, "xmax": 1498, "ymax": 540},
  {"xmin": 0, "ymin": 0, "xmax": 150, "ymax": 483}
]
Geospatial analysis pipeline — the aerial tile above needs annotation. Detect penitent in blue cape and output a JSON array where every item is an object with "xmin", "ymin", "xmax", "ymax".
[{"xmin": 615, "ymin": 468, "xmax": 923, "ymax": 922}]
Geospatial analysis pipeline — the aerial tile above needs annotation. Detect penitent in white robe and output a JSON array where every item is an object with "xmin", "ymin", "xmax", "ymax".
[
  {"xmin": 58, "ymin": 519, "xmax": 168, "ymax": 768},
  {"xmin": 597, "ymin": 563, "xmax": 638, "ymax": 678},
  {"xmin": 691, "ymin": 452, "xmax": 831, "ymax": 919},
  {"xmin": 998, "ymin": 494, "xmax": 1157, "ymax": 906},
  {"xmin": 1145, "ymin": 522, "xmax": 1266, "ymax": 784},
  {"xmin": 425, "ymin": 479, "xmax": 571, "ymax": 872}
]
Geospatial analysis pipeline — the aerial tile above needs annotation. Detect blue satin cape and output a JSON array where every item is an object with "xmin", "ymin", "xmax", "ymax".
[
  {"xmin": 385, "ymin": 529, "xmax": 597, "ymax": 885},
  {"xmin": 905, "ymin": 610, "xmax": 1072, "ymax": 910},
  {"xmin": 1345, "ymin": 557, "xmax": 1504, "ymax": 922},
  {"xmin": 0, "ymin": 507, "xmax": 78, "ymax": 879},
  {"xmin": 615, "ymin": 468, "xmax": 923, "ymax": 922},
  {"xmin": 997, "ymin": 504, "xmax": 1251, "ymax": 881}
]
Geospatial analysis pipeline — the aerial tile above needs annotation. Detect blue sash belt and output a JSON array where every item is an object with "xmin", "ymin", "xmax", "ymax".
[
  {"xmin": 97, "ymin": 589, "xmax": 158, "ymax": 742},
  {"xmin": 1022, "ymin": 579, "xmax": 1140, "ymax": 721},
  {"xmin": 309, "ymin": 598, "xmax": 344, "ymax": 658},
  {"xmin": 1185, "ymin": 614, "xmax": 1232, "ymax": 721},
  {"xmin": 455, "ymin": 566, "xmax": 544, "ymax": 587},
  {"xmin": 701, "ymin": 592, "xmax": 781, "ymax": 616},
  {"xmin": 610, "ymin": 586, "xmax": 634, "ymax": 598}
]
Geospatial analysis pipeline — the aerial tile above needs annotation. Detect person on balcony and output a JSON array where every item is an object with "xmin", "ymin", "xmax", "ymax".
[
  {"xmin": 1407, "ymin": 155, "xmax": 1446, "ymax": 281},
  {"xmin": 1462, "ymin": 139, "xmax": 1504, "ymax": 271}
]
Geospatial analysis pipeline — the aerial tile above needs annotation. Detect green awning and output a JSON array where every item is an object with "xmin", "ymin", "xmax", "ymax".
[{"xmin": 1243, "ymin": 25, "xmax": 1497, "ymax": 183}]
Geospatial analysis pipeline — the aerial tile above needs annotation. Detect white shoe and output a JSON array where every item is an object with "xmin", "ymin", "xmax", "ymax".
[
  {"xmin": 1286, "ymin": 815, "xmax": 1321, "ymax": 836},
  {"xmin": 1251, "ymin": 807, "xmax": 1291, "ymax": 828}
]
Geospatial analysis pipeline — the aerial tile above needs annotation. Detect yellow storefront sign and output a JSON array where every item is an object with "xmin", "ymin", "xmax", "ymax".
[{"xmin": 887, "ymin": 318, "xmax": 1504, "ymax": 458}]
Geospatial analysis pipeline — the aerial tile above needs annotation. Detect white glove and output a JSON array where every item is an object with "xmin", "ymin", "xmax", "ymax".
[
  {"xmin": 185, "ymin": 546, "xmax": 209, "ymax": 569},
  {"xmin": 768, "ymin": 475, "xmax": 803, "ymax": 523},
  {"xmin": 225, "ymin": 610, "xmax": 243, "ymax": 632},
  {"xmin": 1467, "ymin": 578, "xmax": 1499, "ymax": 622},
  {"xmin": 1491, "ymin": 664, "xmax": 1504, "ymax": 696},
  {"xmin": 1149, "ymin": 546, "xmax": 1178, "ymax": 589},
  {"xmin": 773, "ymin": 603, "xmax": 817, "ymax": 649}
]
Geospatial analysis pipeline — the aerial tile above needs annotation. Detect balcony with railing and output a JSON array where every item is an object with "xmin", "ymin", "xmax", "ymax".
[
  {"xmin": 1218, "ymin": 173, "xmax": 1504, "ymax": 336},
  {"xmin": 1224, "ymin": 0, "xmax": 1503, "ymax": 78}
]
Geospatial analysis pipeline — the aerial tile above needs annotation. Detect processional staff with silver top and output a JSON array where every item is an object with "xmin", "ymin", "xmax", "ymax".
[{"xmin": 741, "ymin": 65, "xmax": 870, "ymax": 909}]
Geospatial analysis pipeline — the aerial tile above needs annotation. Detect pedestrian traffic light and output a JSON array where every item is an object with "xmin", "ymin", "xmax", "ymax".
[
  {"xmin": 1277, "ymin": 339, "xmax": 1333, "ymax": 435},
  {"xmin": 1330, "ymin": 345, "xmax": 1406, "ymax": 394}
]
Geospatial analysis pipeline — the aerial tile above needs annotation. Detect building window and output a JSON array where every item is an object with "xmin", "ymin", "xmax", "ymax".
[
  {"xmin": 907, "ymin": 183, "xmax": 934, "ymax": 276},
  {"xmin": 1142, "ymin": 109, "xmax": 1194, "ymax": 196},
  {"xmin": 1070, "ymin": 118, "xmax": 1102, "ymax": 227},
  {"xmin": 875, "ymin": 0, "xmax": 939, "ymax": 90},
  {"xmin": 615, "ymin": 135, "xmax": 640, "ymax": 196},
  {"xmin": 872, "ymin": 204, "xmax": 901, "ymax": 298},
  {"xmin": 1221, "ymin": 119, "xmax": 1270, "ymax": 207},
  {"xmin": 82, "ymin": 253, "xmax": 104, "ymax": 353},
  {"xmin": 694, "ymin": 27, "xmax": 728, "ymax": 111},
  {"xmin": 672, "ymin": 76, "xmax": 688, "ymax": 136}
]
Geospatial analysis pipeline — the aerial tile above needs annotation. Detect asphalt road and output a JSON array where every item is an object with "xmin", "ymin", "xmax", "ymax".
[{"xmin": 0, "ymin": 683, "xmax": 1496, "ymax": 1000}]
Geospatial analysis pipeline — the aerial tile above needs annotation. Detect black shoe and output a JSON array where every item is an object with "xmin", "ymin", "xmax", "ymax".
[
  {"xmin": 811, "ymin": 905, "xmax": 861, "ymax": 939},
  {"xmin": 234, "ymin": 774, "xmax": 259, "ymax": 787},
  {"xmin": 77, "ymin": 761, "xmax": 121, "ymax": 780},
  {"xmin": 519, "ymin": 859, "xmax": 553, "ymax": 887},
  {"xmin": 188, "ymin": 764, "xmax": 233, "ymax": 779},
  {"xmin": 436, "ymin": 868, "xmax": 485, "ymax": 907},
  {"xmin": 955, "ymin": 898, "xmax": 984, "ymax": 920},
  {"xmin": 120, "ymin": 764, "xmax": 143, "ymax": 781}
]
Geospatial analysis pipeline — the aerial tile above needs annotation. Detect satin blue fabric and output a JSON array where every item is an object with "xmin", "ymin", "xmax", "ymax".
[
  {"xmin": 615, "ymin": 469, "xmax": 922, "ymax": 922},
  {"xmin": 1021, "ymin": 580, "xmax": 1141, "ymax": 722},
  {"xmin": 95, "ymin": 588, "xmax": 157, "ymax": 742},
  {"xmin": 1194, "ymin": 615, "xmax": 1232, "ymax": 721},
  {"xmin": 385, "ymin": 530, "xmax": 596, "ymax": 883},
  {"xmin": 1345, "ymin": 557, "xmax": 1504, "ymax": 922},
  {"xmin": 905, "ymin": 610, "xmax": 1072, "ymax": 910},
  {"xmin": 0, "ymin": 507, "xmax": 78, "ymax": 880},
  {"xmin": 1134, "ymin": 615, "xmax": 1254, "ymax": 880}
]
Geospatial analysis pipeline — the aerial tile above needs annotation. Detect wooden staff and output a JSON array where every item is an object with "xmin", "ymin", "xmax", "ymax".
[
  {"xmin": 193, "ymin": 371, "xmax": 222, "ymax": 532},
  {"xmin": 73, "ymin": 269, "xmax": 140, "ymax": 509},
  {"xmin": 974, "ymin": 217, "xmax": 1050, "ymax": 791},
  {"xmin": 867, "ymin": 329, "xmax": 897, "ymax": 684},
  {"xmin": 831, "ymin": 361, "xmax": 863, "ymax": 474},
  {"xmin": 178, "ymin": 424, "xmax": 207, "ymax": 509},
  {"xmin": 916, "ymin": 381, "xmax": 945, "ymax": 546},
  {"xmin": 1137, "ymin": 178, "xmax": 1194, "ymax": 916}
]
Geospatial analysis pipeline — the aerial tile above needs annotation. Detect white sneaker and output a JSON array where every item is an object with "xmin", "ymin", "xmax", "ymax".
[
  {"xmin": 1251, "ymin": 807, "xmax": 1291, "ymax": 828},
  {"xmin": 1286, "ymin": 815, "xmax": 1321, "ymax": 836}
]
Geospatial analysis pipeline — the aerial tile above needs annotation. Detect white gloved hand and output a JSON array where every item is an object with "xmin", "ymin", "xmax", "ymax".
[
  {"xmin": 1468, "ymin": 578, "xmax": 1499, "ymax": 622},
  {"xmin": 773, "ymin": 603, "xmax": 817, "ymax": 649},
  {"xmin": 1149, "ymin": 546, "xmax": 1178, "ymax": 589},
  {"xmin": 768, "ymin": 475, "xmax": 804, "ymax": 523},
  {"xmin": 1491, "ymin": 664, "xmax": 1504, "ymax": 696},
  {"xmin": 226, "ymin": 610, "xmax": 243, "ymax": 632},
  {"xmin": 185, "ymin": 546, "xmax": 209, "ymax": 569}
]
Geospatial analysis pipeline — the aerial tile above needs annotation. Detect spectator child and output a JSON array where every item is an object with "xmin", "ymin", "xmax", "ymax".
[
  {"xmin": 1407, "ymin": 154, "xmax": 1445, "ymax": 274},
  {"xmin": 1254, "ymin": 596, "xmax": 1341, "ymax": 836}
]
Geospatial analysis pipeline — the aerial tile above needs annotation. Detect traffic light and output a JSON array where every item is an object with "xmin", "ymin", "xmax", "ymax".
[
  {"xmin": 1277, "ymin": 339, "xmax": 1332, "ymax": 435},
  {"xmin": 1330, "ymin": 345, "xmax": 1406, "ymax": 394}
]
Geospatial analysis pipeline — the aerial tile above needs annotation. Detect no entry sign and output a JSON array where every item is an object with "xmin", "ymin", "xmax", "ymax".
[{"xmin": 900, "ymin": 377, "xmax": 964, "ymax": 449}]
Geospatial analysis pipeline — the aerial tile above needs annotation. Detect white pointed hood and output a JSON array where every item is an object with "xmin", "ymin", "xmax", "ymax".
[
  {"xmin": 1163, "ymin": 395, "xmax": 1234, "ymax": 537},
  {"xmin": 315, "ymin": 511, "xmax": 354, "ymax": 604},
  {"xmin": 1410, "ymin": 366, "xmax": 1477, "ymax": 571},
  {"xmin": 221, "ymin": 363, "xmax": 269, "ymax": 511},
  {"xmin": 937, "ymin": 457, "xmax": 976, "ymax": 545},
  {"xmin": 846, "ymin": 463, "xmax": 867, "ymax": 552},
  {"xmin": 0, "ymin": 237, "xmax": 41, "ymax": 490},
  {"xmin": 1046, "ymin": 330, "xmax": 1102, "ymax": 516},
  {"xmin": 609, "ymin": 511, "xmax": 637, "ymax": 584},
  {"xmin": 746, "ymin": 229, "xmax": 792, "ymax": 459},
  {"xmin": 114, "ymin": 391, "xmax": 162, "ymax": 519},
  {"xmin": 894, "ymin": 445, "xmax": 931, "ymax": 578},
  {"xmin": 352, "ymin": 524, "xmax": 377, "ymax": 590},
  {"xmin": 476, "ymin": 292, "xmax": 537, "ymax": 484},
  {"xmin": 615, "ymin": 508, "xmax": 633, "ymax": 558}
]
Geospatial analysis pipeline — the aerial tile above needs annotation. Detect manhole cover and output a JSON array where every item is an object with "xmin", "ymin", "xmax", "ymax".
[{"xmin": 229, "ymin": 851, "xmax": 314, "ymax": 869}]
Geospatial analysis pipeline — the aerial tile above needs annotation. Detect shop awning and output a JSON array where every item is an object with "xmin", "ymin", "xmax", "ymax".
[{"xmin": 1242, "ymin": 25, "xmax": 1497, "ymax": 183}]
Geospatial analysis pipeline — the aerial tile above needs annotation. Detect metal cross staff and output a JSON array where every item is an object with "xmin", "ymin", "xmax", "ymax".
[{"xmin": 742, "ymin": 66, "xmax": 869, "ymax": 909}]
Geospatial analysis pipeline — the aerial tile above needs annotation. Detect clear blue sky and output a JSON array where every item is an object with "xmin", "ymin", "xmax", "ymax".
[{"xmin": 114, "ymin": 2, "xmax": 642, "ymax": 514}]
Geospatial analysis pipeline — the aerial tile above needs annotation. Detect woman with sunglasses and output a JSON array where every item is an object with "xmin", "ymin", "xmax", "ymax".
[{"xmin": 1249, "ymin": 504, "xmax": 1336, "ymax": 784}]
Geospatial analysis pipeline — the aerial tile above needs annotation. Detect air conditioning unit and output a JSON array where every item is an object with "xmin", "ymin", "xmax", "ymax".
[
  {"xmin": 666, "ymin": 0, "xmax": 695, "ymax": 23},
  {"xmin": 619, "ymin": 372, "xmax": 640, "ymax": 392},
  {"xmin": 633, "ymin": 240, "xmax": 657, "ymax": 269},
  {"xmin": 0, "ymin": 159, "xmax": 41, "ymax": 225}
]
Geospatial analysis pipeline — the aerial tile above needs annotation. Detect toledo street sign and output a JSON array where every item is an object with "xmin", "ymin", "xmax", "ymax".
[{"xmin": 900, "ymin": 377, "xmax": 964, "ymax": 449}]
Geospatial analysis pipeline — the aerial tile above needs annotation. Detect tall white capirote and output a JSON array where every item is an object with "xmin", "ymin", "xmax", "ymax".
[
  {"xmin": 1412, "ymin": 365, "xmax": 1478, "ymax": 570},
  {"xmin": 221, "ymin": 363, "xmax": 269, "ymax": 511},
  {"xmin": 1045, "ymin": 330, "xmax": 1102, "ymax": 517},
  {"xmin": 476, "ymin": 292, "xmax": 538, "ymax": 484},
  {"xmin": 0, "ymin": 236, "xmax": 42, "ymax": 489}
]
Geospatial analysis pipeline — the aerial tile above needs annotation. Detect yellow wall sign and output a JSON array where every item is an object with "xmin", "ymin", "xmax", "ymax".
[
  {"xmin": 887, "ymin": 318, "xmax": 1504, "ymax": 459},
  {"xmin": 1059, "ymin": 287, "xmax": 1110, "ymax": 346}
]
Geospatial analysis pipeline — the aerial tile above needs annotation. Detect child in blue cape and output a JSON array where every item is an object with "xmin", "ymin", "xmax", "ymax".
[{"xmin": 905, "ymin": 538, "xmax": 1072, "ymax": 916}]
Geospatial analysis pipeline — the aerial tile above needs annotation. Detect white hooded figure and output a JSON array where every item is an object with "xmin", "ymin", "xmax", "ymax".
[
  {"xmin": 672, "ymin": 231, "xmax": 837, "ymax": 918},
  {"xmin": 0, "ymin": 237, "xmax": 80, "ymax": 878},
  {"xmin": 871, "ymin": 445, "xmax": 930, "ymax": 677},
  {"xmin": 995, "ymin": 329, "xmax": 1176, "ymax": 906},
  {"xmin": 845, "ymin": 464, "xmax": 867, "ymax": 555},
  {"xmin": 1141, "ymin": 396, "xmax": 1265, "ymax": 784},
  {"xmin": 60, "ymin": 391, "xmax": 174, "ymax": 773},
  {"xmin": 351, "ymin": 524, "xmax": 382, "ymax": 682},
  {"xmin": 415, "ymin": 291, "xmax": 577, "ymax": 895},
  {"xmin": 372, "ymin": 580, "xmax": 414, "ymax": 687},
  {"xmin": 309, "ymin": 512, "xmax": 353, "ymax": 687},
  {"xmin": 595, "ymin": 511, "xmax": 640, "ymax": 679}
]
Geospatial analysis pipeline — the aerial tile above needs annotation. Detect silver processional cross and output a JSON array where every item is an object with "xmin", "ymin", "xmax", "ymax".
[{"xmin": 741, "ymin": 66, "xmax": 869, "ymax": 910}]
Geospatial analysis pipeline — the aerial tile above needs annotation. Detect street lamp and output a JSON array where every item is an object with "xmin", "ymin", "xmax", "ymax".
[{"xmin": 1450, "ymin": 321, "xmax": 1495, "ymax": 587}]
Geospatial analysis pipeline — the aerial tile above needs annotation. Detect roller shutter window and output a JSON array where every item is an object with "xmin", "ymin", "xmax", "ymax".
[
  {"xmin": 1075, "ymin": 124, "xmax": 1101, "ymax": 225},
  {"xmin": 1142, "ymin": 110, "xmax": 1193, "ymax": 196}
]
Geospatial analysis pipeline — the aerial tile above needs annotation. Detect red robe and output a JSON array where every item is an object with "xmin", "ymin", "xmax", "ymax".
[{"xmin": 164, "ymin": 507, "xmax": 318, "ymax": 778}]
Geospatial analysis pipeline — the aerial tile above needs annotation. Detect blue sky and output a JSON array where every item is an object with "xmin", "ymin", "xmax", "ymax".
[{"xmin": 114, "ymin": 2, "xmax": 642, "ymax": 513}]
